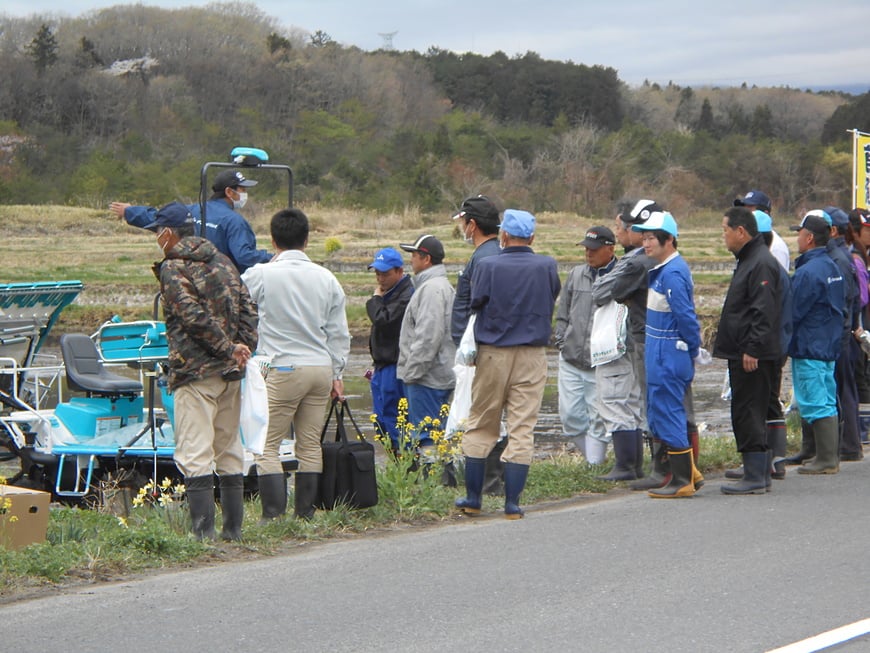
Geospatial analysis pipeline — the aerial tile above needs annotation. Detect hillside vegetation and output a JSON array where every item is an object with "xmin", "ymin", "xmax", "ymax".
[{"xmin": 1, "ymin": 4, "xmax": 868, "ymax": 220}]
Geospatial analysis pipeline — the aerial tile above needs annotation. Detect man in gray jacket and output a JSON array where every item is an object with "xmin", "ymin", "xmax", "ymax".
[
  {"xmin": 555, "ymin": 229, "xmax": 614, "ymax": 463},
  {"xmin": 398, "ymin": 235, "xmax": 456, "ymax": 448}
]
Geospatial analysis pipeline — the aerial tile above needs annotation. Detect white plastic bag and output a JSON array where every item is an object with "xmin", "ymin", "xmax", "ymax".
[
  {"xmin": 446, "ymin": 363, "xmax": 474, "ymax": 437},
  {"xmin": 590, "ymin": 300, "xmax": 628, "ymax": 367},
  {"xmin": 456, "ymin": 314, "xmax": 477, "ymax": 366},
  {"xmin": 240, "ymin": 358, "xmax": 269, "ymax": 455}
]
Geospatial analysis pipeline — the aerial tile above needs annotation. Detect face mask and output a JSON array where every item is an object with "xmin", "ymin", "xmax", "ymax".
[
  {"xmin": 232, "ymin": 191, "xmax": 248, "ymax": 210},
  {"xmin": 156, "ymin": 229, "xmax": 170, "ymax": 256},
  {"xmin": 463, "ymin": 223, "xmax": 474, "ymax": 245}
]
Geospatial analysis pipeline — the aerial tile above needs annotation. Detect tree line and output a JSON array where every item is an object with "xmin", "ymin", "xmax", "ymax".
[{"xmin": 0, "ymin": 3, "xmax": 867, "ymax": 217}]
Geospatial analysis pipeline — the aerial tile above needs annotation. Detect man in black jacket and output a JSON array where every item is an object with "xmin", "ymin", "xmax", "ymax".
[
  {"xmin": 366, "ymin": 248, "xmax": 414, "ymax": 453},
  {"xmin": 714, "ymin": 206, "xmax": 785, "ymax": 494}
]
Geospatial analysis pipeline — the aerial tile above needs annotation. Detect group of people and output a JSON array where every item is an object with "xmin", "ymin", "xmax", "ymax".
[
  {"xmin": 114, "ymin": 173, "xmax": 350, "ymax": 539},
  {"xmin": 114, "ymin": 172, "xmax": 870, "ymax": 535}
]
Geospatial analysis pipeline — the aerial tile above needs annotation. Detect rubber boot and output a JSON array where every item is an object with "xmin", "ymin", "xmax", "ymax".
[
  {"xmin": 687, "ymin": 424, "xmax": 704, "ymax": 489},
  {"xmin": 456, "ymin": 456, "xmax": 486, "ymax": 515},
  {"xmin": 293, "ymin": 472, "xmax": 321, "ymax": 520},
  {"xmin": 597, "ymin": 430, "xmax": 640, "ymax": 481},
  {"xmin": 482, "ymin": 437, "xmax": 506, "ymax": 496},
  {"xmin": 185, "ymin": 474, "xmax": 216, "ymax": 541},
  {"xmin": 635, "ymin": 430, "xmax": 646, "ymax": 479},
  {"xmin": 218, "ymin": 474, "xmax": 244, "ymax": 541},
  {"xmin": 783, "ymin": 419, "xmax": 815, "ymax": 465},
  {"xmin": 503, "ymin": 461, "xmax": 529, "ymax": 519},
  {"xmin": 859, "ymin": 403, "xmax": 870, "ymax": 444},
  {"xmin": 798, "ymin": 416, "xmax": 840, "ymax": 474},
  {"xmin": 688, "ymin": 423, "xmax": 700, "ymax": 464},
  {"xmin": 769, "ymin": 421, "xmax": 788, "ymax": 480},
  {"xmin": 765, "ymin": 450, "xmax": 773, "ymax": 491},
  {"xmin": 257, "ymin": 473, "xmax": 287, "ymax": 523},
  {"xmin": 724, "ymin": 464, "xmax": 744, "ymax": 480},
  {"xmin": 648, "ymin": 448, "xmax": 695, "ymax": 498},
  {"xmin": 721, "ymin": 451, "xmax": 768, "ymax": 495},
  {"xmin": 630, "ymin": 438, "xmax": 669, "ymax": 491}
]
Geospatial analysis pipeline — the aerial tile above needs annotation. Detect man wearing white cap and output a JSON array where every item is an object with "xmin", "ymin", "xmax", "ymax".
[{"xmin": 631, "ymin": 211, "xmax": 703, "ymax": 498}]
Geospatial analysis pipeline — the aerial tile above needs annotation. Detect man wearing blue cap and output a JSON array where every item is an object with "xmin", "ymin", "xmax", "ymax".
[
  {"xmin": 365, "ymin": 248, "xmax": 413, "ymax": 453},
  {"xmin": 787, "ymin": 210, "xmax": 845, "ymax": 474},
  {"xmin": 152, "ymin": 201, "xmax": 259, "ymax": 540},
  {"xmin": 631, "ymin": 211, "xmax": 703, "ymax": 498},
  {"xmin": 112, "ymin": 169, "xmax": 272, "ymax": 274},
  {"xmin": 455, "ymin": 209, "xmax": 560, "ymax": 519}
]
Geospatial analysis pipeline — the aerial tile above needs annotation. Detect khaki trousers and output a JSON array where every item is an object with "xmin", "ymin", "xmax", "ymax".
[
  {"xmin": 462, "ymin": 345, "xmax": 547, "ymax": 465},
  {"xmin": 257, "ymin": 366, "xmax": 332, "ymax": 474},
  {"xmin": 173, "ymin": 374, "xmax": 244, "ymax": 478}
]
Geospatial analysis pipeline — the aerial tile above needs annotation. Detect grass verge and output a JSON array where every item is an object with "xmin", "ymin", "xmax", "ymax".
[{"xmin": 0, "ymin": 428, "xmax": 802, "ymax": 601}]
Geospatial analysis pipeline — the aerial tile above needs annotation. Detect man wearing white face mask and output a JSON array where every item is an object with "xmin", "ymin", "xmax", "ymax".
[{"xmin": 111, "ymin": 169, "xmax": 272, "ymax": 274}]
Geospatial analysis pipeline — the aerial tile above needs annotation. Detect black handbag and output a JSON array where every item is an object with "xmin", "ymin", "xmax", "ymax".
[{"xmin": 318, "ymin": 398, "xmax": 379, "ymax": 510}]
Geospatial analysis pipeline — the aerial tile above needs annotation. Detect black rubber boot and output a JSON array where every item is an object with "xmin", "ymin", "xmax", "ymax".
[
  {"xmin": 721, "ymin": 451, "xmax": 768, "ymax": 495},
  {"xmin": 648, "ymin": 448, "xmax": 694, "ymax": 498},
  {"xmin": 482, "ymin": 437, "xmax": 507, "ymax": 496},
  {"xmin": 257, "ymin": 473, "xmax": 287, "ymax": 523},
  {"xmin": 185, "ymin": 474, "xmax": 216, "ymax": 541},
  {"xmin": 456, "ymin": 456, "xmax": 486, "ymax": 514},
  {"xmin": 724, "ymin": 464, "xmax": 744, "ymax": 480},
  {"xmin": 769, "ymin": 421, "xmax": 788, "ymax": 479},
  {"xmin": 798, "ymin": 416, "xmax": 840, "ymax": 474},
  {"xmin": 630, "ymin": 438, "xmax": 669, "ymax": 491},
  {"xmin": 635, "ymin": 430, "xmax": 646, "ymax": 479},
  {"xmin": 293, "ymin": 472, "xmax": 320, "ymax": 520},
  {"xmin": 503, "ymin": 462, "xmax": 529, "ymax": 519},
  {"xmin": 219, "ymin": 474, "xmax": 245, "ymax": 541},
  {"xmin": 597, "ymin": 430, "xmax": 640, "ymax": 481},
  {"xmin": 783, "ymin": 419, "xmax": 815, "ymax": 465}
]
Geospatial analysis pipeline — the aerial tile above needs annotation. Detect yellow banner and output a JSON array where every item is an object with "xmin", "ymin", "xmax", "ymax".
[{"xmin": 857, "ymin": 133, "xmax": 870, "ymax": 209}]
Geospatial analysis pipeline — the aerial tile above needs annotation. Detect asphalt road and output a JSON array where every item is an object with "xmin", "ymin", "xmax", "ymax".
[{"xmin": 2, "ymin": 459, "xmax": 869, "ymax": 652}]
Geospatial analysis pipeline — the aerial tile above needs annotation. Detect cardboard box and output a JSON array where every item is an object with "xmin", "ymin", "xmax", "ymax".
[{"xmin": 0, "ymin": 485, "xmax": 51, "ymax": 550}]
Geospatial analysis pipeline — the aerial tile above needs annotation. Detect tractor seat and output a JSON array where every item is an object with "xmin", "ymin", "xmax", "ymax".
[{"xmin": 60, "ymin": 333, "xmax": 143, "ymax": 397}]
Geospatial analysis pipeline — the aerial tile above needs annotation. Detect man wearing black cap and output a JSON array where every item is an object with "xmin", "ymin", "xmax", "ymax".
[
  {"xmin": 111, "ymin": 169, "xmax": 272, "ymax": 273},
  {"xmin": 397, "ymin": 235, "xmax": 456, "ymax": 451},
  {"xmin": 787, "ymin": 210, "xmax": 845, "ymax": 475},
  {"xmin": 151, "ymin": 201, "xmax": 259, "ymax": 540},
  {"xmin": 733, "ymin": 189, "xmax": 790, "ymax": 271},
  {"xmin": 555, "ymin": 226, "xmax": 615, "ymax": 464},
  {"xmin": 450, "ymin": 195, "xmax": 505, "ymax": 492},
  {"xmin": 582, "ymin": 225, "xmax": 645, "ymax": 481}
]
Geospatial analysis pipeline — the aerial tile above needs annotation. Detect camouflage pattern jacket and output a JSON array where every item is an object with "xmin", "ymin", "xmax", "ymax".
[{"xmin": 154, "ymin": 237, "xmax": 258, "ymax": 389}]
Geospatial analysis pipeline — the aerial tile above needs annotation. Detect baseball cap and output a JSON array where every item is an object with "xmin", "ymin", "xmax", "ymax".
[
  {"xmin": 620, "ymin": 199, "xmax": 664, "ymax": 224},
  {"xmin": 399, "ymin": 234, "xmax": 445, "ymax": 263},
  {"xmin": 789, "ymin": 210, "xmax": 832, "ymax": 238},
  {"xmin": 580, "ymin": 226, "xmax": 616, "ymax": 249},
  {"xmin": 212, "ymin": 169, "xmax": 258, "ymax": 194},
  {"xmin": 753, "ymin": 210, "xmax": 772, "ymax": 234},
  {"xmin": 452, "ymin": 195, "xmax": 500, "ymax": 224},
  {"xmin": 734, "ymin": 190, "xmax": 772, "ymax": 213},
  {"xmin": 367, "ymin": 247, "xmax": 404, "ymax": 271},
  {"xmin": 631, "ymin": 211, "xmax": 679, "ymax": 238},
  {"xmin": 849, "ymin": 208, "xmax": 870, "ymax": 228},
  {"xmin": 499, "ymin": 209, "xmax": 536, "ymax": 238},
  {"xmin": 823, "ymin": 206, "xmax": 849, "ymax": 229},
  {"xmin": 144, "ymin": 201, "xmax": 195, "ymax": 230}
]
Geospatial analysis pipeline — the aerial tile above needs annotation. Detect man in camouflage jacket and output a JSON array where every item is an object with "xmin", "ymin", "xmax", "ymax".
[{"xmin": 149, "ymin": 202, "xmax": 258, "ymax": 541}]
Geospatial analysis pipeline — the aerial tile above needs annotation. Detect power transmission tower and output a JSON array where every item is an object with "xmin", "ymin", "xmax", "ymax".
[{"xmin": 378, "ymin": 31, "xmax": 398, "ymax": 50}]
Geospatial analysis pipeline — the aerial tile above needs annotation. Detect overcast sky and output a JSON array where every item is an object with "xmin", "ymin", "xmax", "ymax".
[{"xmin": 3, "ymin": 0, "xmax": 870, "ymax": 89}]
